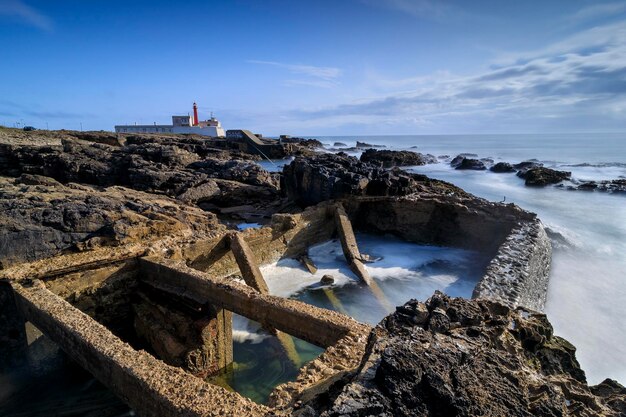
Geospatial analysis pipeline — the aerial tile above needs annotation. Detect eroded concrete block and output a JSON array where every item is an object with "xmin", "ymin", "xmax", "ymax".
[{"xmin": 0, "ymin": 281, "xmax": 27, "ymax": 370}]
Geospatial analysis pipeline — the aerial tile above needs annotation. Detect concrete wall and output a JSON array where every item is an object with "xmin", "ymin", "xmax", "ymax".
[
  {"xmin": 11, "ymin": 282, "xmax": 268, "ymax": 417},
  {"xmin": 185, "ymin": 203, "xmax": 337, "ymax": 277},
  {"xmin": 345, "ymin": 196, "xmax": 532, "ymax": 255},
  {"xmin": 473, "ymin": 219, "xmax": 552, "ymax": 311},
  {"xmin": 139, "ymin": 257, "xmax": 368, "ymax": 348}
]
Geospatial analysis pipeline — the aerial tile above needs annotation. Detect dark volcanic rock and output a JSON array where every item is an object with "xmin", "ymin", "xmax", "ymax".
[
  {"xmin": 316, "ymin": 292, "xmax": 626, "ymax": 417},
  {"xmin": 359, "ymin": 149, "xmax": 437, "ymax": 168},
  {"xmin": 568, "ymin": 179, "xmax": 626, "ymax": 194},
  {"xmin": 490, "ymin": 162, "xmax": 516, "ymax": 173},
  {"xmin": 513, "ymin": 160, "xmax": 544, "ymax": 173},
  {"xmin": 333, "ymin": 142, "xmax": 347, "ymax": 147},
  {"xmin": 356, "ymin": 141, "xmax": 384, "ymax": 149},
  {"xmin": 451, "ymin": 153, "xmax": 479, "ymax": 167},
  {"xmin": 0, "ymin": 136, "xmax": 281, "ymax": 213},
  {"xmin": 518, "ymin": 167, "xmax": 571, "ymax": 186},
  {"xmin": 283, "ymin": 153, "xmax": 466, "ymax": 206},
  {"xmin": 455, "ymin": 158, "xmax": 487, "ymax": 170}
]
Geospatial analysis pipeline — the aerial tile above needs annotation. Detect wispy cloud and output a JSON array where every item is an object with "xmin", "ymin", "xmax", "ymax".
[
  {"xmin": 359, "ymin": 0, "xmax": 465, "ymax": 22},
  {"xmin": 0, "ymin": 0, "xmax": 53, "ymax": 31},
  {"xmin": 281, "ymin": 20, "xmax": 626, "ymax": 133},
  {"xmin": 247, "ymin": 60, "xmax": 342, "ymax": 87},
  {"xmin": 565, "ymin": 2, "xmax": 626, "ymax": 24}
]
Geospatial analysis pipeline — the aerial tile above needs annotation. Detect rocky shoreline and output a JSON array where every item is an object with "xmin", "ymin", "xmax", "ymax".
[{"xmin": 0, "ymin": 128, "xmax": 624, "ymax": 416}]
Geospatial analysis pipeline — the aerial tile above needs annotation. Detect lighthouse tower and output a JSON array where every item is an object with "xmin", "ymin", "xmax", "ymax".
[{"xmin": 193, "ymin": 102, "xmax": 199, "ymax": 126}]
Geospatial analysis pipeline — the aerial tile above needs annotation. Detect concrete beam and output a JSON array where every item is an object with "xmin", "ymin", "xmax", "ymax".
[
  {"xmin": 334, "ymin": 203, "xmax": 393, "ymax": 311},
  {"xmin": 228, "ymin": 232, "xmax": 269, "ymax": 294},
  {"xmin": 11, "ymin": 281, "xmax": 267, "ymax": 417},
  {"xmin": 139, "ymin": 257, "xmax": 368, "ymax": 348},
  {"xmin": 334, "ymin": 203, "xmax": 373, "ymax": 285}
]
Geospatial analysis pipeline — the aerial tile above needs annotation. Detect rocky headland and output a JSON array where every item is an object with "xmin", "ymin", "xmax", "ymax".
[{"xmin": 0, "ymin": 127, "xmax": 624, "ymax": 416}]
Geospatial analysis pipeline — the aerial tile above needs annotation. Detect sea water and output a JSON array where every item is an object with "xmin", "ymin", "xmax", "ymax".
[
  {"xmin": 222, "ymin": 233, "xmax": 490, "ymax": 402},
  {"xmin": 313, "ymin": 133, "xmax": 626, "ymax": 385}
]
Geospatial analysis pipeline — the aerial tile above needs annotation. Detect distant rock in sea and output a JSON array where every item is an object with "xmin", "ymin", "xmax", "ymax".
[
  {"xmin": 517, "ymin": 167, "xmax": 571, "ymax": 186},
  {"xmin": 355, "ymin": 141, "xmax": 385, "ymax": 149},
  {"xmin": 490, "ymin": 162, "xmax": 516, "ymax": 173}
]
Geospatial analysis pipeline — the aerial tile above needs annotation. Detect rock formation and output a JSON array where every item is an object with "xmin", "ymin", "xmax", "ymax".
[
  {"xmin": 283, "ymin": 153, "xmax": 467, "ymax": 206},
  {"xmin": 490, "ymin": 161, "xmax": 516, "ymax": 173},
  {"xmin": 0, "ymin": 175, "xmax": 219, "ymax": 268},
  {"xmin": 455, "ymin": 157, "xmax": 487, "ymax": 170},
  {"xmin": 306, "ymin": 292, "xmax": 626, "ymax": 417},
  {"xmin": 518, "ymin": 167, "xmax": 572, "ymax": 186},
  {"xmin": 359, "ymin": 149, "xmax": 437, "ymax": 168}
]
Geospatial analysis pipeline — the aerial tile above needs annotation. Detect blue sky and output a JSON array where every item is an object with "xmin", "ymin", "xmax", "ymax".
[{"xmin": 1, "ymin": 0, "xmax": 626, "ymax": 135}]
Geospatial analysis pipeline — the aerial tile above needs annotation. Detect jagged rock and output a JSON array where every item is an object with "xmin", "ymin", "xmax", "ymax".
[
  {"xmin": 490, "ymin": 162, "xmax": 516, "ymax": 173},
  {"xmin": 0, "ymin": 134, "xmax": 281, "ymax": 217},
  {"xmin": 518, "ymin": 167, "xmax": 571, "ymax": 186},
  {"xmin": 356, "ymin": 141, "xmax": 384, "ymax": 149},
  {"xmin": 316, "ymin": 292, "xmax": 626, "ymax": 417},
  {"xmin": 450, "ymin": 154, "xmax": 482, "ymax": 168},
  {"xmin": 513, "ymin": 160, "xmax": 544, "ymax": 173},
  {"xmin": 359, "ymin": 149, "xmax": 437, "ymax": 168},
  {"xmin": 176, "ymin": 180, "xmax": 221, "ymax": 204},
  {"xmin": 567, "ymin": 179, "xmax": 626, "ymax": 194},
  {"xmin": 189, "ymin": 158, "xmax": 279, "ymax": 188},
  {"xmin": 320, "ymin": 275, "xmax": 335, "ymax": 285},
  {"xmin": 455, "ymin": 158, "xmax": 487, "ymax": 170},
  {"xmin": 283, "ymin": 153, "xmax": 466, "ymax": 206},
  {"xmin": 333, "ymin": 142, "xmax": 347, "ymax": 147}
]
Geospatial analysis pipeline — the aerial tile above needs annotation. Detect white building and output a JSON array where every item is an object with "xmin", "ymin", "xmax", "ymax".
[{"xmin": 114, "ymin": 103, "xmax": 225, "ymax": 137}]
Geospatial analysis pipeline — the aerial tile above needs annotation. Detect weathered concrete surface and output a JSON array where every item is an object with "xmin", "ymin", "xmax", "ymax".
[
  {"xmin": 139, "ymin": 257, "xmax": 370, "ymax": 349},
  {"xmin": 473, "ymin": 219, "xmax": 552, "ymax": 311},
  {"xmin": 228, "ymin": 232, "xmax": 270, "ymax": 294},
  {"xmin": 133, "ymin": 291, "xmax": 233, "ymax": 377},
  {"xmin": 43, "ymin": 259, "xmax": 139, "ymax": 335},
  {"xmin": 333, "ymin": 204, "xmax": 376, "ymax": 288},
  {"xmin": 270, "ymin": 331, "xmax": 369, "ymax": 410},
  {"xmin": 186, "ymin": 203, "xmax": 337, "ymax": 277},
  {"xmin": 11, "ymin": 281, "xmax": 269, "ymax": 417},
  {"xmin": 334, "ymin": 204, "xmax": 364, "ymax": 264},
  {"xmin": 0, "ymin": 281, "xmax": 28, "ymax": 370}
]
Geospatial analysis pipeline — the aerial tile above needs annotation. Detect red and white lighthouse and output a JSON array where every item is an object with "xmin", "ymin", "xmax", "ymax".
[{"xmin": 192, "ymin": 102, "xmax": 199, "ymax": 126}]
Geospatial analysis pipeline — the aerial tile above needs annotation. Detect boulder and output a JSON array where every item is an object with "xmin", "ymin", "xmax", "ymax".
[
  {"xmin": 490, "ymin": 162, "xmax": 516, "ymax": 173},
  {"xmin": 513, "ymin": 160, "xmax": 543, "ymax": 173},
  {"xmin": 455, "ymin": 158, "xmax": 487, "ymax": 170},
  {"xmin": 360, "ymin": 149, "xmax": 437, "ymax": 168},
  {"xmin": 333, "ymin": 142, "xmax": 348, "ymax": 147},
  {"xmin": 320, "ymin": 275, "xmax": 335, "ymax": 285},
  {"xmin": 518, "ymin": 167, "xmax": 571, "ymax": 186},
  {"xmin": 315, "ymin": 292, "xmax": 626, "ymax": 417}
]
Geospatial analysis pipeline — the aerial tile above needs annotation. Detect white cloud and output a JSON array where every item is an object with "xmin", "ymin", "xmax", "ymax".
[
  {"xmin": 361, "ymin": 0, "xmax": 448, "ymax": 19},
  {"xmin": 279, "ymin": 20, "xmax": 626, "ymax": 133},
  {"xmin": 0, "ymin": 0, "xmax": 53, "ymax": 31},
  {"xmin": 565, "ymin": 2, "xmax": 626, "ymax": 24},
  {"xmin": 247, "ymin": 60, "xmax": 341, "ymax": 81}
]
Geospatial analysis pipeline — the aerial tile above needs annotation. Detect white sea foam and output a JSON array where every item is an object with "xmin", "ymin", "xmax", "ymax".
[{"xmin": 232, "ymin": 314, "xmax": 270, "ymax": 344}]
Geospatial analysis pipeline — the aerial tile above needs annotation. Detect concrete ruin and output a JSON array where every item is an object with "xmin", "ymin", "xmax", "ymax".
[{"xmin": 0, "ymin": 193, "xmax": 552, "ymax": 415}]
